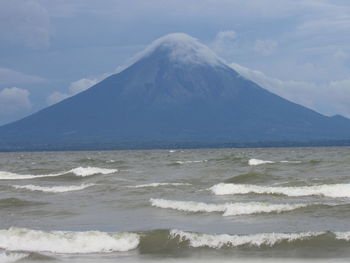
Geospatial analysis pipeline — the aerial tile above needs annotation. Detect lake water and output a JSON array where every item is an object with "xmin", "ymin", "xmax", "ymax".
[{"xmin": 1, "ymin": 147, "xmax": 350, "ymax": 262}]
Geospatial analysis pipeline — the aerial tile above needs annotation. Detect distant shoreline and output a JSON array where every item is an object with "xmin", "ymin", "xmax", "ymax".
[{"xmin": 1, "ymin": 140, "xmax": 350, "ymax": 152}]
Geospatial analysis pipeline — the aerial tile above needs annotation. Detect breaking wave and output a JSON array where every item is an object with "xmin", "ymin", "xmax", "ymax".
[
  {"xmin": 11, "ymin": 183, "xmax": 95, "ymax": 193},
  {"xmin": 210, "ymin": 183, "xmax": 350, "ymax": 198},
  {"xmin": 169, "ymin": 230, "xmax": 323, "ymax": 248},
  {"xmin": 0, "ymin": 167, "xmax": 117, "ymax": 180},
  {"xmin": 150, "ymin": 198, "xmax": 307, "ymax": 216},
  {"xmin": 248, "ymin": 159, "xmax": 301, "ymax": 166},
  {"xmin": 249, "ymin": 159, "xmax": 275, "ymax": 166},
  {"xmin": 0, "ymin": 251, "xmax": 29, "ymax": 263},
  {"xmin": 3, "ymin": 227, "xmax": 350, "ymax": 255},
  {"xmin": 68, "ymin": 167, "xmax": 117, "ymax": 177},
  {"xmin": 127, "ymin": 183, "xmax": 191, "ymax": 188},
  {"xmin": 175, "ymin": 160, "xmax": 207, "ymax": 164},
  {"xmin": 0, "ymin": 227, "xmax": 139, "ymax": 254},
  {"xmin": 136, "ymin": 229, "xmax": 350, "ymax": 254},
  {"xmin": 334, "ymin": 232, "xmax": 350, "ymax": 241}
]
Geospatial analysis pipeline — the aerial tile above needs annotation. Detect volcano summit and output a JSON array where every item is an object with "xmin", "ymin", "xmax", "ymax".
[{"xmin": 1, "ymin": 33, "xmax": 350, "ymax": 150}]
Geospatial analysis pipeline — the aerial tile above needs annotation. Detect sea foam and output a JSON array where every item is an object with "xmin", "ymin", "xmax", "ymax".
[
  {"xmin": 248, "ymin": 159, "xmax": 301, "ymax": 166},
  {"xmin": 12, "ymin": 183, "xmax": 94, "ymax": 193},
  {"xmin": 150, "ymin": 198, "xmax": 307, "ymax": 216},
  {"xmin": 0, "ymin": 167, "xmax": 117, "ymax": 180},
  {"xmin": 0, "ymin": 171, "xmax": 63, "ymax": 180},
  {"xmin": 175, "ymin": 160, "xmax": 207, "ymax": 164},
  {"xmin": 169, "ymin": 230, "xmax": 323, "ymax": 248},
  {"xmin": 334, "ymin": 231, "xmax": 350, "ymax": 241},
  {"xmin": 0, "ymin": 227, "xmax": 139, "ymax": 254},
  {"xmin": 248, "ymin": 159, "xmax": 275, "ymax": 166},
  {"xmin": 68, "ymin": 167, "xmax": 117, "ymax": 177},
  {"xmin": 210, "ymin": 183, "xmax": 350, "ymax": 198},
  {"xmin": 127, "ymin": 183, "xmax": 191, "ymax": 188}
]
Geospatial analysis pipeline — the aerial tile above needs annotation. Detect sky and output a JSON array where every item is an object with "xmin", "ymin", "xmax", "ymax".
[{"xmin": 0, "ymin": 0, "xmax": 350, "ymax": 125}]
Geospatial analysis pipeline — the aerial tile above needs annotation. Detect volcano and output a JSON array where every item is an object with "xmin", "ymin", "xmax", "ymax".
[{"xmin": 1, "ymin": 33, "xmax": 350, "ymax": 150}]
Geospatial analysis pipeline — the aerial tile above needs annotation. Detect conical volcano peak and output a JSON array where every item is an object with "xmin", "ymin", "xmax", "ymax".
[
  {"xmin": 135, "ymin": 33, "xmax": 225, "ymax": 67},
  {"xmin": 2, "ymin": 33, "xmax": 350, "ymax": 151}
]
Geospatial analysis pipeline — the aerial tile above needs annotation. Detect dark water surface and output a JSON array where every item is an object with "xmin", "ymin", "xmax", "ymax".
[{"xmin": 1, "ymin": 147, "xmax": 350, "ymax": 262}]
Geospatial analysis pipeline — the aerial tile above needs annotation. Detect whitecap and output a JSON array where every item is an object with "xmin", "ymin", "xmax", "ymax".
[
  {"xmin": 0, "ymin": 167, "xmax": 117, "ymax": 180},
  {"xmin": 248, "ymin": 159, "xmax": 301, "ymax": 166},
  {"xmin": 210, "ymin": 183, "xmax": 350, "ymax": 198},
  {"xmin": 175, "ymin": 160, "xmax": 207, "ymax": 164},
  {"xmin": 0, "ymin": 227, "xmax": 139, "ymax": 254},
  {"xmin": 0, "ymin": 171, "xmax": 65, "ymax": 180},
  {"xmin": 68, "ymin": 167, "xmax": 117, "ymax": 177},
  {"xmin": 248, "ymin": 159, "xmax": 275, "ymax": 166},
  {"xmin": 150, "ymin": 198, "xmax": 307, "ymax": 216},
  {"xmin": 169, "ymin": 230, "xmax": 323, "ymax": 248},
  {"xmin": 280, "ymin": 160, "xmax": 302, "ymax": 164},
  {"xmin": 11, "ymin": 183, "xmax": 94, "ymax": 193},
  {"xmin": 334, "ymin": 231, "xmax": 350, "ymax": 241},
  {"xmin": 127, "ymin": 183, "xmax": 191, "ymax": 188}
]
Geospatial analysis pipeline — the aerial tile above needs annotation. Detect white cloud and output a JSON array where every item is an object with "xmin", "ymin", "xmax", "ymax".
[
  {"xmin": 296, "ymin": 16, "xmax": 350, "ymax": 37},
  {"xmin": 46, "ymin": 91, "xmax": 70, "ymax": 106},
  {"xmin": 69, "ymin": 78, "xmax": 99, "ymax": 94},
  {"xmin": 230, "ymin": 63, "xmax": 350, "ymax": 118},
  {"xmin": 211, "ymin": 30, "xmax": 237, "ymax": 59},
  {"xmin": 0, "ymin": 0, "xmax": 51, "ymax": 49},
  {"xmin": 47, "ymin": 77, "xmax": 99, "ymax": 105},
  {"xmin": 215, "ymin": 31, "xmax": 236, "ymax": 41},
  {"xmin": 254, "ymin": 39, "xmax": 278, "ymax": 56},
  {"xmin": 0, "ymin": 87, "xmax": 32, "ymax": 114},
  {"xmin": 127, "ymin": 33, "xmax": 223, "ymax": 68},
  {"xmin": 0, "ymin": 68, "xmax": 45, "ymax": 86}
]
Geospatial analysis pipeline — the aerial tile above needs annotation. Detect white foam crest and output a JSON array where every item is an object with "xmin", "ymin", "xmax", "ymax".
[
  {"xmin": 175, "ymin": 160, "xmax": 207, "ymax": 164},
  {"xmin": 150, "ymin": 199, "xmax": 307, "ymax": 216},
  {"xmin": 170, "ymin": 230, "xmax": 323, "ymax": 248},
  {"xmin": 0, "ymin": 171, "xmax": 65, "ymax": 180},
  {"xmin": 0, "ymin": 252, "xmax": 28, "ymax": 263},
  {"xmin": 210, "ymin": 183, "xmax": 350, "ymax": 198},
  {"xmin": 223, "ymin": 202, "xmax": 307, "ymax": 216},
  {"xmin": 0, "ymin": 227, "xmax": 139, "ymax": 254},
  {"xmin": 68, "ymin": 167, "xmax": 117, "ymax": 176},
  {"xmin": 334, "ymin": 231, "xmax": 350, "ymax": 241},
  {"xmin": 0, "ymin": 166, "xmax": 117, "ymax": 180},
  {"xmin": 12, "ymin": 183, "xmax": 94, "ymax": 193},
  {"xmin": 127, "ymin": 183, "xmax": 191, "ymax": 188},
  {"xmin": 248, "ymin": 159, "xmax": 301, "ymax": 166},
  {"xmin": 248, "ymin": 159, "xmax": 275, "ymax": 166}
]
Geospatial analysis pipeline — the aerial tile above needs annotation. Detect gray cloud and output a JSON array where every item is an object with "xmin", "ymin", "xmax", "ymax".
[
  {"xmin": 254, "ymin": 40, "xmax": 278, "ymax": 56},
  {"xmin": 230, "ymin": 63, "xmax": 350, "ymax": 118},
  {"xmin": 0, "ymin": 68, "xmax": 45, "ymax": 86},
  {"xmin": 0, "ymin": 0, "xmax": 51, "ymax": 49},
  {"xmin": 333, "ymin": 50, "xmax": 348, "ymax": 62}
]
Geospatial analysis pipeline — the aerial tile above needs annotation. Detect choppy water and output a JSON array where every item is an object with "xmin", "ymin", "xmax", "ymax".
[{"xmin": 1, "ymin": 147, "xmax": 350, "ymax": 262}]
